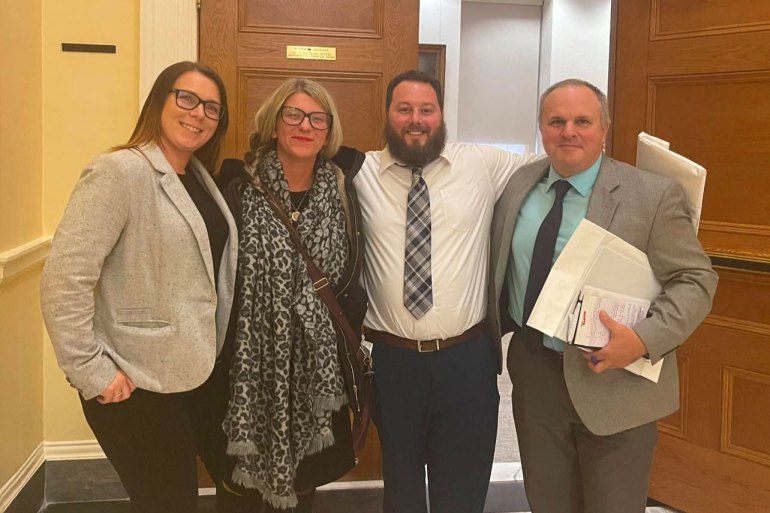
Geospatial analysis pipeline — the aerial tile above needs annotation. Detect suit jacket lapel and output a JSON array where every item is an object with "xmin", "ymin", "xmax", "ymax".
[
  {"xmin": 585, "ymin": 156, "xmax": 620, "ymax": 230},
  {"xmin": 140, "ymin": 144, "xmax": 217, "ymax": 287},
  {"xmin": 493, "ymin": 159, "xmax": 550, "ymax": 293}
]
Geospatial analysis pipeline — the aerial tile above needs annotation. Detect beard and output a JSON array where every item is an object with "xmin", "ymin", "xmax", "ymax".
[{"xmin": 385, "ymin": 119, "xmax": 447, "ymax": 168}]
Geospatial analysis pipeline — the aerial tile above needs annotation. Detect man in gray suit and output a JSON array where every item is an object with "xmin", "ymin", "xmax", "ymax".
[{"xmin": 487, "ymin": 79, "xmax": 717, "ymax": 513}]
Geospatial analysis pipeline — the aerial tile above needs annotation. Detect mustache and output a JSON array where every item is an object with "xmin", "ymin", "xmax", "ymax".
[{"xmin": 403, "ymin": 124, "xmax": 428, "ymax": 133}]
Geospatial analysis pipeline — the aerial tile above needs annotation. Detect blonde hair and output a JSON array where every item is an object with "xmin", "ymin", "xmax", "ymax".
[{"xmin": 245, "ymin": 78, "xmax": 343, "ymax": 165}]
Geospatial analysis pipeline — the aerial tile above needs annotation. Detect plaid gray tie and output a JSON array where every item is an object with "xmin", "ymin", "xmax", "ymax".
[{"xmin": 404, "ymin": 167, "xmax": 433, "ymax": 319}]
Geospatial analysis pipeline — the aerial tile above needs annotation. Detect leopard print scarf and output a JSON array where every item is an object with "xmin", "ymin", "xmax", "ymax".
[{"xmin": 223, "ymin": 150, "xmax": 349, "ymax": 509}]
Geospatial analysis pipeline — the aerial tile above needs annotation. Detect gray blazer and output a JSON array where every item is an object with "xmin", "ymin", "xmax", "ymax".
[
  {"xmin": 41, "ymin": 144, "xmax": 238, "ymax": 400},
  {"xmin": 487, "ymin": 156, "xmax": 717, "ymax": 435}
]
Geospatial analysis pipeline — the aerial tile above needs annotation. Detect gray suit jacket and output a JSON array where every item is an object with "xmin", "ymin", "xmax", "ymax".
[
  {"xmin": 487, "ymin": 156, "xmax": 717, "ymax": 435},
  {"xmin": 41, "ymin": 144, "xmax": 238, "ymax": 400}
]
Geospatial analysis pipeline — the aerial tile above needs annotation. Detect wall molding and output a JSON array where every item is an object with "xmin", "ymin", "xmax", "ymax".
[
  {"xmin": 0, "ymin": 236, "xmax": 51, "ymax": 286},
  {"xmin": 0, "ymin": 442, "xmax": 44, "ymax": 512},
  {"xmin": 44, "ymin": 439, "xmax": 105, "ymax": 461},
  {"xmin": 139, "ymin": 0, "xmax": 198, "ymax": 108}
]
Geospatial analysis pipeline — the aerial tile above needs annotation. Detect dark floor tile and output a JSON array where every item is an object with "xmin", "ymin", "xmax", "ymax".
[
  {"xmin": 315, "ymin": 487, "xmax": 382, "ymax": 513},
  {"xmin": 6, "ymin": 463, "xmax": 45, "ymax": 513},
  {"xmin": 43, "ymin": 500, "xmax": 131, "ymax": 513},
  {"xmin": 45, "ymin": 460, "xmax": 126, "ymax": 504}
]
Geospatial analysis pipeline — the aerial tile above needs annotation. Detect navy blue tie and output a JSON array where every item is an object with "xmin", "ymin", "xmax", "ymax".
[{"xmin": 522, "ymin": 180, "xmax": 571, "ymax": 326}]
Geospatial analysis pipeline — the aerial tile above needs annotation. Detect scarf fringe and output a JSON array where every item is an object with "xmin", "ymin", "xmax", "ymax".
[
  {"xmin": 231, "ymin": 467, "xmax": 299, "ymax": 510},
  {"xmin": 305, "ymin": 429, "xmax": 336, "ymax": 456},
  {"xmin": 314, "ymin": 393, "xmax": 348, "ymax": 413},
  {"xmin": 226, "ymin": 440, "xmax": 259, "ymax": 456}
]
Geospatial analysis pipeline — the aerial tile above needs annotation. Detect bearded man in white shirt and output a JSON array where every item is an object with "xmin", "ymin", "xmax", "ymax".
[{"xmin": 336, "ymin": 69, "xmax": 537, "ymax": 513}]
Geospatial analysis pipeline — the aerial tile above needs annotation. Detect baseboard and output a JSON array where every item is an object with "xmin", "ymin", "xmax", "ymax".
[
  {"xmin": 0, "ymin": 442, "xmax": 44, "ymax": 513},
  {"xmin": 44, "ymin": 440, "xmax": 105, "ymax": 461}
]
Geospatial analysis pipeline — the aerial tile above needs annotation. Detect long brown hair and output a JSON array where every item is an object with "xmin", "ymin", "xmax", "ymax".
[{"xmin": 113, "ymin": 61, "xmax": 229, "ymax": 173}]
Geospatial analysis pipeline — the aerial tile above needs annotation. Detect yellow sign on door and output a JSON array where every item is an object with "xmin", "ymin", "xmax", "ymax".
[{"xmin": 286, "ymin": 46, "xmax": 337, "ymax": 61}]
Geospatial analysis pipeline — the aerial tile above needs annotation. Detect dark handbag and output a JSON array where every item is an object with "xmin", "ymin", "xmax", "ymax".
[{"xmin": 259, "ymin": 184, "xmax": 374, "ymax": 451}]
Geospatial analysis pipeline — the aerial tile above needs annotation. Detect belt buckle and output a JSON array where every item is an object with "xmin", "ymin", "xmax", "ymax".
[{"xmin": 417, "ymin": 338, "xmax": 440, "ymax": 352}]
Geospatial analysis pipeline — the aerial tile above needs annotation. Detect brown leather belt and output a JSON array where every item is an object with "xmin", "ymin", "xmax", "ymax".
[{"xmin": 363, "ymin": 322, "xmax": 487, "ymax": 352}]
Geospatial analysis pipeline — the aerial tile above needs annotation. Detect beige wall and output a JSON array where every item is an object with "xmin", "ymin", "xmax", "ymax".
[
  {"xmin": 0, "ymin": 0, "xmax": 45, "ymax": 488},
  {"xmin": 41, "ymin": 0, "xmax": 140, "ymax": 441},
  {"xmin": 0, "ymin": 0, "xmax": 139, "ymax": 489}
]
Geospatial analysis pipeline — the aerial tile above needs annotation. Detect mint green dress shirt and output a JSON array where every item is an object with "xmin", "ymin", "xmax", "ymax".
[{"xmin": 506, "ymin": 155, "xmax": 603, "ymax": 351}]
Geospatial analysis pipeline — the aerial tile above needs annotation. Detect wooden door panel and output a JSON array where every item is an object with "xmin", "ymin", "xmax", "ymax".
[
  {"xmin": 612, "ymin": 1, "xmax": 770, "ymax": 511},
  {"xmin": 723, "ymin": 367, "xmax": 770, "ymax": 466},
  {"xmin": 645, "ymin": 73, "xmax": 770, "ymax": 261},
  {"xmin": 656, "ymin": 356, "xmax": 688, "ymax": 438},
  {"xmin": 201, "ymin": 0, "xmax": 418, "ymax": 483},
  {"xmin": 243, "ymin": 0, "xmax": 378, "ymax": 33},
  {"xmin": 646, "ymin": 33, "xmax": 770, "ymax": 75},
  {"xmin": 654, "ymin": 0, "xmax": 770, "ymax": 37}
]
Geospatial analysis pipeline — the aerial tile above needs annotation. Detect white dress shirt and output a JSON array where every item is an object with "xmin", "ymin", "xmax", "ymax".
[{"xmin": 354, "ymin": 143, "xmax": 538, "ymax": 340}]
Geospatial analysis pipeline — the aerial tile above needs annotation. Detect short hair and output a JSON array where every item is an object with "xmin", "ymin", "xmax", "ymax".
[
  {"xmin": 245, "ymin": 78, "xmax": 343, "ymax": 166},
  {"xmin": 385, "ymin": 69, "xmax": 444, "ymax": 111},
  {"xmin": 539, "ymin": 79, "xmax": 611, "ymax": 128},
  {"xmin": 114, "ymin": 61, "xmax": 229, "ymax": 173}
]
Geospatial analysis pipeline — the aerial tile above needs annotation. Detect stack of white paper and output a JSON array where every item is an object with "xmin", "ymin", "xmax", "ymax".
[
  {"xmin": 527, "ymin": 219, "xmax": 664, "ymax": 382},
  {"xmin": 636, "ymin": 132, "xmax": 706, "ymax": 231}
]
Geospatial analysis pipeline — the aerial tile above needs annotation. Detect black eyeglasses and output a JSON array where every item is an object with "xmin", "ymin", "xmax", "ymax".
[
  {"xmin": 170, "ymin": 89, "xmax": 225, "ymax": 121},
  {"xmin": 279, "ymin": 106, "xmax": 332, "ymax": 130}
]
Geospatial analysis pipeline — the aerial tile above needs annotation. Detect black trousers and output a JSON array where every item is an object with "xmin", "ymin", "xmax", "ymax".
[
  {"xmin": 80, "ymin": 361, "xmax": 229, "ymax": 513},
  {"xmin": 372, "ymin": 332, "xmax": 500, "ymax": 513}
]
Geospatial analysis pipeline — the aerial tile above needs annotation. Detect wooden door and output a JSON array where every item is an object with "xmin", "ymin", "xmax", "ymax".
[
  {"xmin": 610, "ymin": 2, "xmax": 770, "ymax": 511},
  {"xmin": 199, "ymin": 0, "xmax": 419, "ymax": 482},
  {"xmin": 200, "ymin": 0, "xmax": 418, "ymax": 161}
]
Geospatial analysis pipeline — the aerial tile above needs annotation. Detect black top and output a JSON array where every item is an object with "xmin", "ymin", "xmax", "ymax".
[{"xmin": 178, "ymin": 169, "xmax": 229, "ymax": 287}]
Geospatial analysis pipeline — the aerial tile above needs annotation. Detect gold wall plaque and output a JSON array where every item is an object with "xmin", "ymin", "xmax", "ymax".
[{"xmin": 286, "ymin": 45, "xmax": 337, "ymax": 61}]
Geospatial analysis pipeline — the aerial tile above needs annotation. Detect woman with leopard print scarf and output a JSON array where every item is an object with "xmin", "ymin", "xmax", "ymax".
[{"xmin": 215, "ymin": 78, "xmax": 367, "ymax": 512}]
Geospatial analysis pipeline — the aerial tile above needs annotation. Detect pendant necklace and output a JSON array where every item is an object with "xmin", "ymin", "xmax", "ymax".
[{"xmin": 290, "ymin": 189, "xmax": 311, "ymax": 222}]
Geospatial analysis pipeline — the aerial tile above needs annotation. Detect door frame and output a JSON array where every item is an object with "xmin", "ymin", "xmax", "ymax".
[{"xmin": 138, "ymin": 0, "xmax": 198, "ymax": 109}]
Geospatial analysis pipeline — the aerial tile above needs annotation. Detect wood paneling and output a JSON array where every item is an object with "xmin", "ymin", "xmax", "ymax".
[
  {"xmin": 612, "ymin": 2, "xmax": 770, "ymax": 264},
  {"xmin": 242, "ymin": 0, "xmax": 380, "ymax": 36},
  {"xmin": 647, "ymin": 268, "xmax": 770, "ymax": 511},
  {"xmin": 644, "ymin": 73, "xmax": 770, "ymax": 260},
  {"xmin": 658, "ymin": 356, "xmax": 688, "ymax": 439},
  {"xmin": 653, "ymin": 0, "xmax": 770, "ymax": 38},
  {"xmin": 722, "ymin": 367, "xmax": 770, "ymax": 466}
]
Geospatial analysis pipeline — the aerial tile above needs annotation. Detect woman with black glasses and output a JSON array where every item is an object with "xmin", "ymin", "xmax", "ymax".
[
  {"xmin": 41, "ymin": 61, "xmax": 237, "ymax": 513},
  {"xmin": 215, "ymin": 78, "xmax": 366, "ymax": 512}
]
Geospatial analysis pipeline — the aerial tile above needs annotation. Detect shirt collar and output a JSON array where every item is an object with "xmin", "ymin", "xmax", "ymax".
[
  {"xmin": 379, "ymin": 145, "xmax": 452, "ymax": 174},
  {"xmin": 546, "ymin": 153, "xmax": 603, "ymax": 197}
]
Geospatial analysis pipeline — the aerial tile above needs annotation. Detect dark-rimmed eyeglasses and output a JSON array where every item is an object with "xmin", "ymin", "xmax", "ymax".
[
  {"xmin": 170, "ymin": 89, "xmax": 225, "ymax": 121},
  {"xmin": 279, "ymin": 106, "xmax": 332, "ymax": 130}
]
